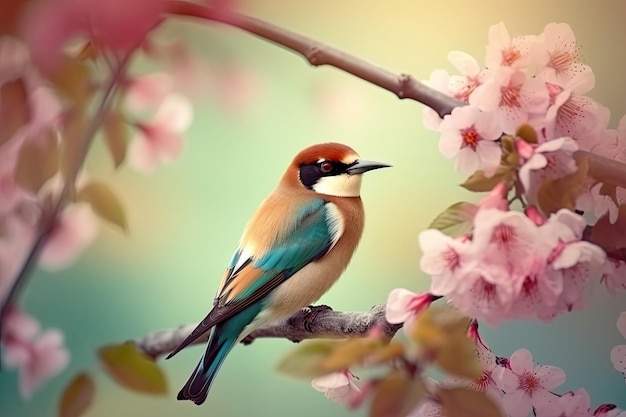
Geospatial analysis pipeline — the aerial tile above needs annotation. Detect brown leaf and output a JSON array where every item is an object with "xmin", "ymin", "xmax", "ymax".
[
  {"xmin": 599, "ymin": 182, "xmax": 620, "ymax": 207},
  {"xmin": 276, "ymin": 339, "xmax": 341, "ymax": 379},
  {"xmin": 428, "ymin": 202, "xmax": 477, "ymax": 237},
  {"xmin": 437, "ymin": 387, "xmax": 504, "ymax": 417},
  {"xmin": 460, "ymin": 166, "xmax": 514, "ymax": 192},
  {"xmin": 515, "ymin": 123, "xmax": 538, "ymax": 144},
  {"xmin": 536, "ymin": 155, "xmax": 589, "ymax": 215},
  {"xmin": 409, "ymin": 306, "xmax": 470, "ymax": 350},
  {"xmin": 77, "ymin": 182, "xmax": 128, "ymax": 232},
  {"xmin": 103, "ymin": 110, "xmax": 129, "ymax": 169},
  {"xmin": 436, "ymin": 334, "xmax": 482, "ymax": 380},
  {"xmin": 98, "ymin": 342, "xmax": 167, "ymax": 395},
  {"xmin": 0, "ymin": 78, "xmax": 30, "ymax": 146},
  {"xmin": 52, "ymin": 60, "xmax": 91, "ymax": 106},
  {"xmin": 589, "ymin": 204, "xmax": 626, "ymax": 253},
  {"xmin": 370, "ymin": 371, "xmax": 426, "ymax": 417},
  {"xmin": 14, "ymin": 132, "xmax": 60, "ymax": 193},
  {"xmin": 322, "ymin": 338, "xmax": 382, "ymax": 372},
  {"xmin": 58, "ymin": 372, "xmax": 95, "ymax": 417}
]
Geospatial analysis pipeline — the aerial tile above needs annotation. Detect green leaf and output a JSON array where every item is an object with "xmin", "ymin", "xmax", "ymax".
[
  {"xmin": 0, "ymin": 78, "xmax": 30, "ymax": 147},
  {"xmin": 58, "ymin": 372, "xmax": 95, "ymax": 417},
  {"xmin": 515, "ymin": 123, "xmax": 538, "ymax": 144},
  {"xmin": 460, "ymin": 166, "xmax": 513, "ymax": 192},
  {"xmin": 370, "ymin": 371, "xmax": 426, "ymax": 417},
  {"xmin": 276, "ymin": 339, "xmax": 340, "ymax": 379},
  {"xmin": 14, "ymin": 133, "xmax": 60, "ymax": 193},
  {"xmin": 428, "ymin": 202, "xmax": 477, "ymax": 237},
  {"xmin": 103, "ymin": 110, "xmax": 129, "ymax": 169},
  {"xmin": 98, "ymin": 342, "xmax": 167, "ymax": 395},
  {"xmin": 536, "ymin": 155, "xmax": 589, "ymax": 215},
  {"xmin": 437, "ymin": 387, "xmax": 504, "ymax": 417},
  {"xmin": 77, "ymin": 182, "xmax": 128, "ymax": 232}
]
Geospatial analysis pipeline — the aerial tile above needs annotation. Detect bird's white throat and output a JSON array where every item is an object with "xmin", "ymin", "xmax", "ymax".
[{"xmin": 312, "ymin": 173, "xmax": 362, "ymax": 197}]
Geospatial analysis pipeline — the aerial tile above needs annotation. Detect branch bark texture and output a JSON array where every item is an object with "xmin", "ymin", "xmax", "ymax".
[{"xmin": 134, "ymin": 305, "xmax": 400, "ymax": 359}]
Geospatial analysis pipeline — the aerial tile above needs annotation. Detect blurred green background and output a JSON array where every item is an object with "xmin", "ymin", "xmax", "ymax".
[{"xmin": 2, "ymin": 0, "xmax": 626, "ymax": 416}]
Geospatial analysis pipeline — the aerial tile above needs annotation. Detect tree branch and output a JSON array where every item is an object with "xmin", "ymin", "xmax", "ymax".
[{"xmin": 134, "ymin": 305, "xmax": 400, "ymax": 359}]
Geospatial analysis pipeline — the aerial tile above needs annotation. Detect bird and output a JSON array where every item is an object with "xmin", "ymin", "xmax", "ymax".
[{"xmin": 166, "ymin": 142, "xmax": 390, "ymax": 405}]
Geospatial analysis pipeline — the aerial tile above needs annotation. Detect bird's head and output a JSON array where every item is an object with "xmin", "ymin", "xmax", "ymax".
[{"xmin": 285, "ymin": 142, "xmax": 390, "ymax": 197}]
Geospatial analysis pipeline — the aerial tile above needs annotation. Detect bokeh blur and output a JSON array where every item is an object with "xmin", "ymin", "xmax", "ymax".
[{"xmin": 2, "ymin": 0, "xmax": 626, "ymax": 416}]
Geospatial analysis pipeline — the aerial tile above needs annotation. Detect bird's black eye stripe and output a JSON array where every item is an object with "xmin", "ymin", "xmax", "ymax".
[{"xmin": 298, "ymin": 161, "xmax": 351, "ymax": 189}]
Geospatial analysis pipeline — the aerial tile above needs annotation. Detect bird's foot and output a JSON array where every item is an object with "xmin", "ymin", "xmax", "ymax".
[{"xmin": 300, "ymin": 304, "xmax": 333, "ymax": 333}]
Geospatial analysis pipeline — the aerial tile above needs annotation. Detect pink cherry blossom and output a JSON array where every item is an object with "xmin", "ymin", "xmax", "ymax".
[
  {"xmin": 438, "ymin": 106, "xmax": 502, "ymax": 176},
  {"xmin": 470, "ymin": 67, "xmax": 549, "ymax": 134},
  {"xmin": 1, "ymin": 307, "xmax": 70, "ymax": 399},
  {"xmin": 125, "ymin": 72, "xmax": 174, "ymax": 110},
  {"xmin": 594, "ymin": 405, "xmax": 626, "ymax": 417},
  {"xmin": 128, "ymin": 93, "xmax": 193, "ymax": 174},
  {"xmin": 311, "ymin": 370, "xmax": 361, "ymax": 405},
  {"xmin": 23, "ymin": 0, "xmax": 167, "ymax": 71},
  {"xmin": 39, "ymin": 203, "xmax": 99, "ymax": 271},
  {"xmin": 545, "ymin": 72, "xmax": 606, "ymax": 140},
  {"xmin": 535, "ymin": 23, "xmax": 592, "ymax": 85},
  {"xmin": 601, "ymin": 259, "xmax": 626, "ymax": 294},
  {"xmin": 485, "ymin": 22, "xmax": 537, "ymax": 70},
  {"xmin": 385, "ymin": 289, "xmax": 436, "ymax": 329},
  {"xmin": 477, "ymin": 182, "xmax": 509, "ymax": 211},
  {"xmin": 421, "ymin": 69, "xmax": 453, "ymax": 132},
  {"xmin": 447, "ymin": 51, "xmax": 489, "ymax": 103},
  {"xmin": 493, "ymin": 348, "xmax": 565, "ymax": 417},
  {"xmin": 559, "ymin": 389, "xmax": 593, "ymax": 417},
  {"xmin": 518, "ymin": 136, "xmax": 579, "ymax": 205},
  {"xmin": 418, "ymin": 229, "xmax": 476, "ymax": 295}
]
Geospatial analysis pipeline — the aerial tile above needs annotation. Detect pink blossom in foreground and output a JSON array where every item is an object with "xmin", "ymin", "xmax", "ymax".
[
  {"xmin": 438, "ymin": 106, "xmax": 502, "ymax": 176},
  {"xmin": 601, "ymin": 260, "xmax": 626, "ymax": 294},
  {"xmin": 385, "ymin": 289, "xmax": 436, "ymax": 330},
  {"xmin": 493, "ymin": 348, "xmax": 565, "ymax": 417},
  {"xmin": 125, "ymin": 72, "xmax": 174, "ymax": 110},
  {"xmin": 1, "ymin": 307, "xmax": 69, "ymax": 399},
  {"xmin": 447, "ymin": 50, "xmax": 488, "ymax": 103},
  {"xmin": 22, "ymin": 0, "xmax": 167, "ymax": 71},
  {"xmin": 558, "ymin": 389, "xmax": 593, "ymax": 417},
  {"xmin": 128, "ymin": 93, "xmax": 193, "ymax": 173},
  {"xmin": 39, "ymin": 203, "xmax": 99, "ymax": 271},
  {"xmin": 610, "ymin": 312, "xmax": 626, "ymax": 380},
  {"xmin": 311, "ymin": 370, "xmax": 361, "ymax": 405}
]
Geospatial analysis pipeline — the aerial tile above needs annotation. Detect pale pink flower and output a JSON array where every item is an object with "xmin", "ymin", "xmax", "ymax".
[
  {"xmin": 447, "ymin": 51, "xmax": 489, "ymax": 103},
  {"xmin": 311, "ymin": 370, "xmax": 361, "ymax": 405},
  {"xmin": 128, "ymin": 93, "xmax": 193, "ymax": 174},
  {"xmin": 535, "ymin": 23, "xmax": 592, "ymax": 84},
  {"xmin": 610, "ymin": 312, "xmax": 626, "ymax": 379},
  {"xmin": 385, "ymin": 289, "xmax": 435, "ymax": 329},
  {"xmin": 595, "ymin": 405, "xmax": 626, "ymax": 417},
  {"xmin": 1, "ymin": 307, "xmax": 70, "ymax": 399},
  {"xmin": 39, "ymin": 202, "xmax": 99, "ymax": 271},
  {"xmin": 477, "ymin": 182, "xmax": 509, "ymax": 211},
  {"xmin": 125, "ymin": 72, "xmax": 174, "ymax": 110},
  {"xmin": 559, "ymin": 389, "xmax": 593, "ymax": 417},
  {"xmin": 518, "ymin": 136, "xmax": 579, "ymax": 204},
  {"xmin": 601, "ymin": 260, "xmax": 626, "ymax": 294},
  {"xmin": 23, "ymin": 0, "xmax": 167, "ymax": 71},
  {"xmin": 485, "ymin": 22, "xmax": 537, "ymax": 70},
  {"xmin": 493, "ymin": 348, "xmax": 565, "ymax": 417},
  {"xmin": 449, "ymin": 275, "xmax": 511, "ymax": 326},
  {"xmin": 545, "ymin": 72, "xmax": 606, "ymax": 140},
  {"xmin": 438, "ymin": 106, "xmax": 502, "ymax": 176},
  {"xmin": 471, "ymin": 67, "xmax": 549, "ymax": 134},
  {"xmin": 576, "ymin": 180, "xmax": 619, "ymax": 224},
  {"xmin": 418, "ymin": 229, "xmax": 476, "ymax": 295}
]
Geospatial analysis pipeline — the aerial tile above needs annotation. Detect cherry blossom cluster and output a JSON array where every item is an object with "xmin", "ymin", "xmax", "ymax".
[
  {"xmin": 419, "ymin": 187, "xmax": 606, "ymax": 325},
  {"xmin": 423, "ymin": 22, "xmax": 625, "ymax": 227}
]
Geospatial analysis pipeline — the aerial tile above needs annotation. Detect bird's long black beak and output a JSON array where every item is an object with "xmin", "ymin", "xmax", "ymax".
[{"xmin": 346, "ymin": 159, "xmax": 392, "ymax": 175}]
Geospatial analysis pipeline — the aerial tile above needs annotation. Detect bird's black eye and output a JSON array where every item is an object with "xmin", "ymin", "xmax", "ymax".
[{"xmin": 320, "ymin": 161, "xmax": 333, "ymax": 173}]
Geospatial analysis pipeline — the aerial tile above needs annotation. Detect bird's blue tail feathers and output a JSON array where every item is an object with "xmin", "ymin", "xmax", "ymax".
[{"xmin": 177, "ymin": 327, "xmax": 237, "ymax": 405}]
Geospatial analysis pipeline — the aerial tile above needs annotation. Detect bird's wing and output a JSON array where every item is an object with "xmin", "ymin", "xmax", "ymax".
[{"xmin": 166, "ymin": 199, "xmax": 343, "ymax": 359}]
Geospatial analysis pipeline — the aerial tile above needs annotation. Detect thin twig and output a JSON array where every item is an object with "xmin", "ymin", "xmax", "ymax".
[{"xmin": 0, "ymin": 54, "xmax": 131, "ymax": 320}]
